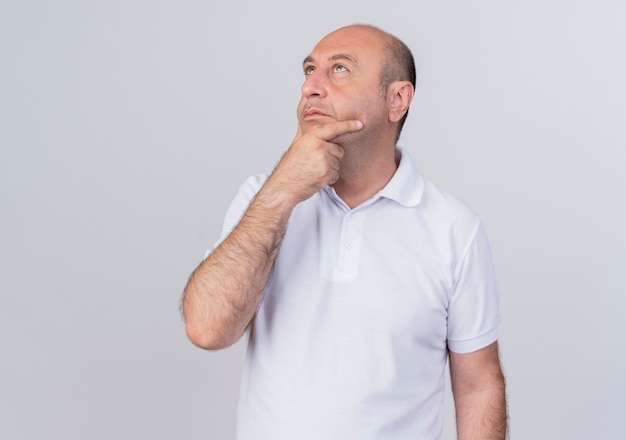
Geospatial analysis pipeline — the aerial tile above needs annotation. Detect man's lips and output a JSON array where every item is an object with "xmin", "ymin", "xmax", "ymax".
[{"xmin": 303, "ymin": 108, "xmax": 330, "ymax": 119}]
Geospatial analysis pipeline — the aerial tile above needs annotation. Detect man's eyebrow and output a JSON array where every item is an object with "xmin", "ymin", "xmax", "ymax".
[{"xmin": 302, "ymin": 54, "xmax": 358, "ymax": 66}]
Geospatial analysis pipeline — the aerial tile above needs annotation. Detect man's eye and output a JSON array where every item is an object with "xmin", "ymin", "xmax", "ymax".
[
  {"xmin": 334, "ymin": 65, "xmax": 347, "ymax": 73},
  {"xmin": 304, "ymin": 66, "xmax": 315, "ymax": 75}
]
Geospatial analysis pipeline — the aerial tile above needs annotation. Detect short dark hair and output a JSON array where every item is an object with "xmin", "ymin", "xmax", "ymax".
[{"xmin": 378, "ymin": 32, "xmax": 416, "ymax": 142}]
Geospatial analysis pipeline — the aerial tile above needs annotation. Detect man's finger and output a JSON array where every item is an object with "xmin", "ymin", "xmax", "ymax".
[{"xmin": 313, "ymin": 120, "xmax": 364, "ymax": 141}]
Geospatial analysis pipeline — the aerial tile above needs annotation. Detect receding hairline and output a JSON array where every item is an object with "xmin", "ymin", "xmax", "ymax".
[
  {"xmin": 331, "ymin": 24, "xmax": 400, "ymax": 49},
  {"xmin": 303, "ymin": 24, "xmax": 402, "ymax": 73},
  {"xmin": 317, "ymin": 24, "xmax": 412, "ymax": 79}
]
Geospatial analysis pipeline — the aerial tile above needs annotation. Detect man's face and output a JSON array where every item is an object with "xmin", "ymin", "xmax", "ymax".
[{"xmin": 297, "ymin": 27, "xmax": 390, "ymax": 143}]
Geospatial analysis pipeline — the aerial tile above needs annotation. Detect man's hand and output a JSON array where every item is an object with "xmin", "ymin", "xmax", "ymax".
[{"xmin": 265, "ymin": 120, "xmax": 363, "ymax": 206}]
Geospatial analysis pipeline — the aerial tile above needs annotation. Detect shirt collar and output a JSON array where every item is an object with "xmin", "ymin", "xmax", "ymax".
[
  {"xmin": 323, "ymin": 145, "xmax": 424, "ymax": 209},
  {"xmin": 378, "ymin": 145, "xmax": 424, "ymax": 207}
]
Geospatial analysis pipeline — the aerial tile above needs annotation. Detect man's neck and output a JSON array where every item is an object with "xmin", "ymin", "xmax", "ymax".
[{"xmin": 331, "ymin": 143, "xmax": 399, "ymax": 209}]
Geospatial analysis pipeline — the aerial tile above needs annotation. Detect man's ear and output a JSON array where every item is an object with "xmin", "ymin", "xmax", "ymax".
[{"xmin": 388, "ymin": 81, "xmax": 414, "ymax": 123}]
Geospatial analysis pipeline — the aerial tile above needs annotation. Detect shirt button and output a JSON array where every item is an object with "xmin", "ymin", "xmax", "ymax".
[{"xmin": 345, "ymin": 242, "xmax": 353, "ymax": 249}]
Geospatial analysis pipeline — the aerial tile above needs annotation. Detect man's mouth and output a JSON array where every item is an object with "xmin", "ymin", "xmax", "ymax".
[{"xmin": 303, "ymin": 108, "xmax": 330, "ymax": 119}]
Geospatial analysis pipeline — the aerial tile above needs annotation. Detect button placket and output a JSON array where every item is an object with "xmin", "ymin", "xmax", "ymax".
[{"xmin": 335, "ymin": 210, "xmax": 365, "ymax": 282}]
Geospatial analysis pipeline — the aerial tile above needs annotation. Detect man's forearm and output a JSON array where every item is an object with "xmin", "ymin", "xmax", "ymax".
[
  {"xmin": 454, "ymin": 381, "xmax": 507, "ymax": 440},
  {"xmin": 182, "ymin": 185, "xmax": 295, "ymax": 350},
  {"xmin": 449, "ymin": 343, "xmax": 507, "ymax": 440}
]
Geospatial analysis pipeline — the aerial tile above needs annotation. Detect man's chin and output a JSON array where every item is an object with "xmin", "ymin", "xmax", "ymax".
[{"xmin": 300, "ymin": 116, "xmax": 334, "ymax": 129}]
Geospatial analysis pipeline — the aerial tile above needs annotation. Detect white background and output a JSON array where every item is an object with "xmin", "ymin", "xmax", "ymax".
[{"xmin": 1, "ymin": 1, "xmax": 624, "ymax": 439}]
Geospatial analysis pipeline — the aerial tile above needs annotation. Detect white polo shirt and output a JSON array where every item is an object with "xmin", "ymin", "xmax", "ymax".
[{"xmin": 214, "ymin": 146, "xmax": 500, "ymax": 440}]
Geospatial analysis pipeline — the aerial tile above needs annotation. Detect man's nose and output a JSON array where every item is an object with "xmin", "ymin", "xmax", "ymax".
[{"xmin": 301, "ymin": 70, "xmax": 328, "ymax": 98}]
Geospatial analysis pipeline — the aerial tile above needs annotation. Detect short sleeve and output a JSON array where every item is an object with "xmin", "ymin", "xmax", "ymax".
[
  {"xmin": 204, "ymin": 174, "xmax": 268, "ymax": 258},
  {"xmin": 446, "ymin": 221, "xmax": 501, "ymax": 354}
]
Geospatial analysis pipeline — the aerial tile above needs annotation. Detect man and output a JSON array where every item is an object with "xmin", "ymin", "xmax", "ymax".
[{"xmin": 183, "ymin": 24, "xmax": 507, "ymax": 439}]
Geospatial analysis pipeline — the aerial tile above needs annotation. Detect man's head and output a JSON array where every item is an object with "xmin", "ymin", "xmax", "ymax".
[{"xmin": 298, "ymin": 25, "xmax": 415, "ymax": 145}]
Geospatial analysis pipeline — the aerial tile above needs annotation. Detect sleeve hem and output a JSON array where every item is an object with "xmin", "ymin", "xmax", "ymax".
[{"xmin": 447, "ymin": 326, "xmax": 499, "ymax": 354}]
